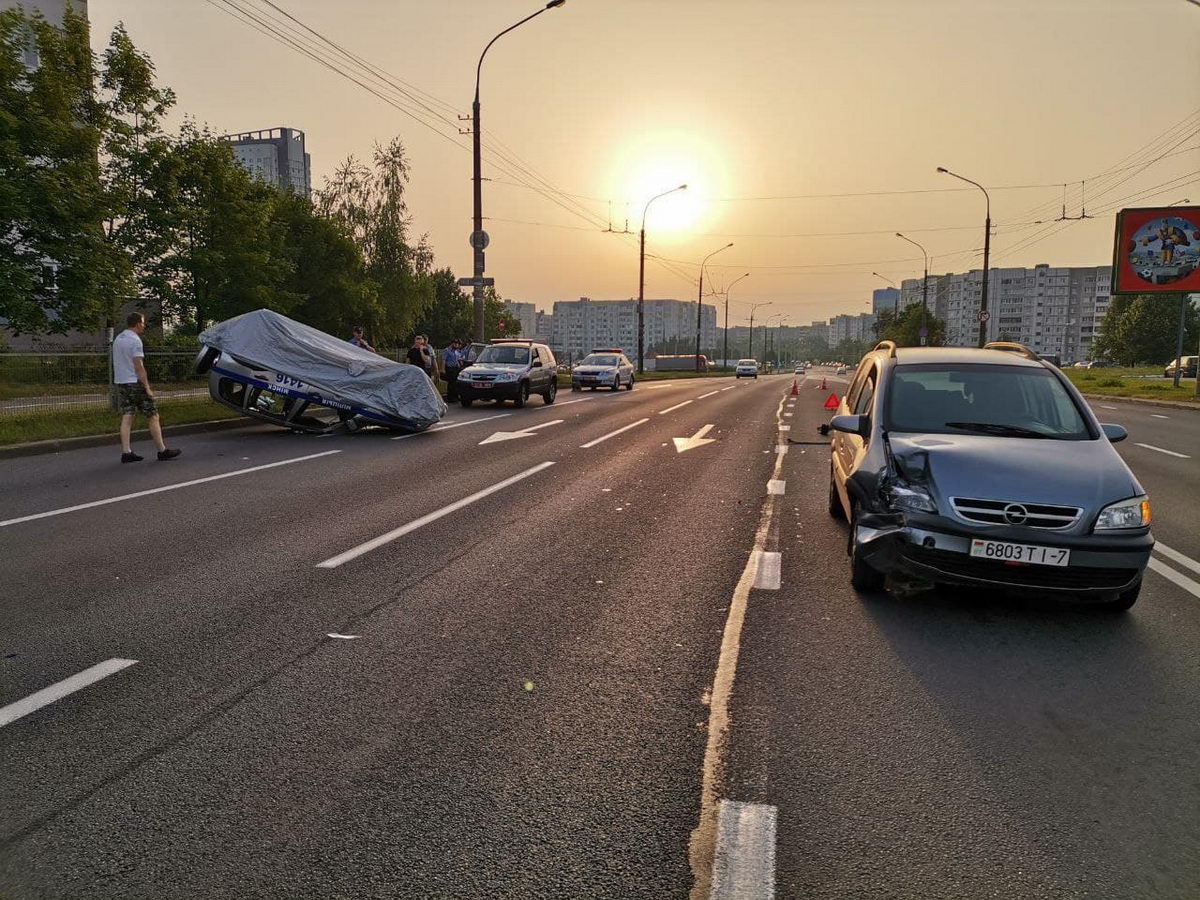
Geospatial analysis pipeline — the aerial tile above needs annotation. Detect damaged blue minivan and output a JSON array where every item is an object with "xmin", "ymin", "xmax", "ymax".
[{"xmin": 823, "ymin": 341, "xmax": 1153, "ymax": 611}]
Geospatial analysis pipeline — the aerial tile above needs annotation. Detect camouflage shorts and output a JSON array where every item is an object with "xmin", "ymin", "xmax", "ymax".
[{"xmin": 116, "ymin": 383, "xmax": 158, "ymax": 417}]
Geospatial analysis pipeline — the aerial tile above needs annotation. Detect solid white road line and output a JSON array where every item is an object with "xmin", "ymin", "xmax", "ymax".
[
  {"xmin": 752, "ymin": 551, "xmax": 782, "ymax": 590},
  {"xmin": 1151, "ymin": 414, "xmax": 1169, "ymax": 419},
  {"xmin": 316, "ymin": 461, "xmax": 555, "ymax": 568},
  {"xmin": 1133, "ymin": 442, "xmax": 1191, "ymax": 459},
  {"xmin": 689, "ymin": 391, "xmax": 789, "ymax": 898},
  {"xmin": 580, "ymin": 418, "xmax": 650, "ymax": 449},
  {"xmin": 391, "ymin": 414, "xmax": 511, "ymax": 439},
  {"xmin": 698, "ymin": 390, "xmax": 720, "ymax": 399},
  {"xmin": 1148, "ymin": 557, "xmax": 1200, "ymax": 600},
  {"xmin": 659, "ymin": 399, "xmax": 694, "ymax": 415},
  {"xmin": 1154, "ymin": 542, "xmax": 1200, "ymax": 577},
  {"xmin": 710, "ymin": 801, "xmax": 778, "ymax": 900},
  {"xmin": 0, "ymin": 659, "xmax": 137, "ymax": 728},
  {"xmin": 0, "ymin": 451, "xmax": 342, "ymax": 529},
  {"xmin": 767, "ymin": 479, "xmax": 785, "ymax": 495}
]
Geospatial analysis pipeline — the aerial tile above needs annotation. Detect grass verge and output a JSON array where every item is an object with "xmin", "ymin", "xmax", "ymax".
[
  {"xmin": 0, "ymin": 398, "xmax": 240, "ymax": 446},
  {"xmin": 1066, "ymin": 370, "xmax": 1198, "ymax": 403}
]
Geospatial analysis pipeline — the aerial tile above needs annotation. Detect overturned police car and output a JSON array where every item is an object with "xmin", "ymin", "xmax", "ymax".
[{"xmin": 196, "ymin": 310, "xmax": 446, "ymax": 434}]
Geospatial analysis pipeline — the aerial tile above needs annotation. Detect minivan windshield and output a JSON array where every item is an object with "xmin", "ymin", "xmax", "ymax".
[
  {"xmin": 581, "ymin": 355, "xmax": 620, "ymax": 367},
  {"xmin": 476, "ymin": 345, "xmax": 529, "ymax": 365},
  {"xmin": 886, "ymin": 364, "xmax": 1090, "ymax": 440}
]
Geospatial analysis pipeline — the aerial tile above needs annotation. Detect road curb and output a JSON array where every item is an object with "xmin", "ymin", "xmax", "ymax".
[
  {"xmin": 0, "ymin": 417, "xmax": 255, "ymax": 460},
  {"xmin": 1081, "ymin": 393, "xmax": 1200, "ymax": 411}
]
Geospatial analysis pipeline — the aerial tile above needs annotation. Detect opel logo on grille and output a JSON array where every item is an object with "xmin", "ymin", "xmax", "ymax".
[{"xmin": 1003, "ymin": 503, "xmax": 1029, "ymax": 525}]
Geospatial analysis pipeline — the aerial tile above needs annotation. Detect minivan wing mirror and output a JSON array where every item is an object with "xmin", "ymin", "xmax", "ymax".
[
  {"xmin": 1100, "ymin": 423, "xmax": 1128, "ymax": 443},
  {"xmin": 830, "ymin": 414, "xmax": 870, "ymax": 438},
  {"xmin": 530, "ymin": 360, "xmax": 542, "ymax": 368}
]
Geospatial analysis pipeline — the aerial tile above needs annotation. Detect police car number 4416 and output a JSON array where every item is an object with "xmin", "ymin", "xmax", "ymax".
[{"xmin": 969, "ymin": 539, "xmax": 1070, "ymax": 567}]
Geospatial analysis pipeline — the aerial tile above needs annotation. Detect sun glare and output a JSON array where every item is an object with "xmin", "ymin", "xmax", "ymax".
[{"xmin": 610, "ymin": 133, "xmax": 725, "ymax": 238}]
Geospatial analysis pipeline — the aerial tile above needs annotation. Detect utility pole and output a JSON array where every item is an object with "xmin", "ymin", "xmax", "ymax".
[
  {"xmin": 1173, "ymin": 292, "xmax": 1187, "ymax": 388},
  {"xmin": 722, "ymin": 273, "xmax": 749, "ymax": 371},
  {"xmin": 937, "ymin": 167, "xmax": 991, "ymax": 347},
  {"xmin": 696, "ymin": 242, "xmax": 733, "ymax": 371},
  {"xmin": 896, "ymin": 233, "xmax": 929, "ymax": 344},
  {"xmin": 638, "ymin": 184, "xmax": 687, "ymax": 373},
  {"xmin": 465, "ymin": 1, "xmax": 566, "ymax": 341}
]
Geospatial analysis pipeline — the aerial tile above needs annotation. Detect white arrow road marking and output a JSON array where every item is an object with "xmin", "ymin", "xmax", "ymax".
[
  {"xmin": 673, "ymin": 424, "xmax": 716, "ymax": 453},
  {"xmin": 317, "ymin": 462, "xmax": 556, "ymax": 568},
  {"xmin": 0, "ymin": 659, "xmax": 137, "ymax": 728},
  {"xmin": 478, "ymin": 419, "xmax": 563, "ymax": 445}
]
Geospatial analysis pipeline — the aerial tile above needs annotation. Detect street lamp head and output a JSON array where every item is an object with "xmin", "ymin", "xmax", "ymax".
[
  {"xmin": 936, "ymin": 166, "xmax": 949, "ymax": 173},
  {"xmin": 895, "ymin": 231, "xmax": 903, "ymax": 237},
  {"xmin": 678, "ymin": 183, "xmax": 688, "ymax": 190},
  {"xmin": 726, "ymin": 242, "xmax": 734, "ymax": 248},
  {"xmin": 546, "ymin": 0, "xmax": 566, "ymax": 8}
]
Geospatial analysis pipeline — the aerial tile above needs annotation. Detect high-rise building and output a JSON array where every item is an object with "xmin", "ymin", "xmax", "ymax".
[
  {"xmin": 223, "ymin": 127, "xmax": 312, "ymax": 197},
  {"xmin": 502, "ymin": 301, "xmax": 537, "ymax": 338},
  {"xmin": 0, "ymin": 0, "xmax": 87, "ymax": 26},
  {"xmin": 872, "ymin": 287, "xmax": 900, "ymax": 315},
  {"xmin": 550, "ymin": 297, "xmax": 717, "ymax": 361},
  {"xmin": 534, "ymin": 311, "xmax": 553, "ymax": 344}
]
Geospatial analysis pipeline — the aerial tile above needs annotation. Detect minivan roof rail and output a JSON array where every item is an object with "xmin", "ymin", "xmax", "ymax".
[
  {"xmin": 871, "ymin": 340, "xmax": 897, "ymax": 357},
  {"xmin": 983, "ymin": 341, "xmax": 1039, "ymax": 360}
]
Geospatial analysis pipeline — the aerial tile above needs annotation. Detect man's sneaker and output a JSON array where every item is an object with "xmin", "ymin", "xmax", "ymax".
[
  {"xmin": 157, "ymin": 448, "xmax": 182, "ymax": 461},
  {"xmin": 121, "ymin": 452, "xmax": 144, "ymax": 464}
]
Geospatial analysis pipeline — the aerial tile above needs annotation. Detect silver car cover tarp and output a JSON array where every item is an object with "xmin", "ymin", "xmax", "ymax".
[{"xmin": 200, "ymin": 309, "xmax": 446, "ymax": 427}]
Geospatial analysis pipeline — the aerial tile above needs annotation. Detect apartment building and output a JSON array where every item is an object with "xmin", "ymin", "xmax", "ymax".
[
  {"xmin": 502, "ymin": 301, "xmax": 538, "ymax": 338},
  {"xmin": 550, "ymin": 297, "xmax": 717, "ymax": 360}
]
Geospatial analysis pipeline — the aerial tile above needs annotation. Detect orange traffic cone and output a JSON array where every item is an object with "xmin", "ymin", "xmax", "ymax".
[
  {"xmin": 790, "ymin": 379, "xmax": 798, "ymax": 396},
  {"xmin": 820, "ymin": 376, "xmax": 827, "ymax": 390}
]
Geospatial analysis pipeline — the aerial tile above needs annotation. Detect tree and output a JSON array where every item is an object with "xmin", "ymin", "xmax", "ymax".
[
  {"xmin": 0, "ymin": 7, "xmax": 120, "ymax": 335},
  {"xmin": 317, "ymin": 138, "xmax": 434, "ymax": 345},
  {"xmin": 96, "ymin": 21, "xmax": 176, "ymax": 326},
  {"xmin": 873, "ymin": 303, "xmax": 946, "ymax": 347},
  {"xmin": 1093, "ymin": 293, "xmax": 1198, "ymax": 365},
  {"xmin": 141, "ymin": 121, "xmax": 291, "ymax": 333},
  {"xmin": 271, "ymin": 190, "xmax": 371, "ymax": 339}
]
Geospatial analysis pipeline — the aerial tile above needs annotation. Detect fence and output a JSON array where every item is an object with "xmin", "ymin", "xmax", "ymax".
[{"xmin": 0, "ymin": 352, "xmax": 208, "ymax": 415}]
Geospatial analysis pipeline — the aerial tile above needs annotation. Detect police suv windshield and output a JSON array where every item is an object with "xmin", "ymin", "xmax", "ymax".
[
  {"xmin": 581, "ymin": 355, "xmax": 620, "ymax": 367},
  {"xmin": 476, "ymin": 346, "xmax": 529, "ymax": 365},
  {"xmin": 886, "ymin": 364, "xmax": 1090, "ymax": 440}
]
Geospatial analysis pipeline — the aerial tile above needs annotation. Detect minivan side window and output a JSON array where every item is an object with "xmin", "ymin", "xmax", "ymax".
[
  {"xmin": 542, "ymin": 346, "xmax": 556, "ymax": 366},
  {"xmin": 845, "ymin": 361, "xmax": 872, "ymax": 411},
  {"xmin": 853, "ymin": 371, "xmax": 876, "ymax": 416}
]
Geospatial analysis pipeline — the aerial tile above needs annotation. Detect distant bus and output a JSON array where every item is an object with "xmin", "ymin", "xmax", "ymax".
[{"xmin": 650, "ymin": 354, "xmax": 711, "ymax": 371}]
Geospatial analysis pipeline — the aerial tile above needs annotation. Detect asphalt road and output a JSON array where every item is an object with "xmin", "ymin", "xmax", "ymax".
[{"xmin": 1, "ymin": 369, "xmax": 1197, "ymax": 898}]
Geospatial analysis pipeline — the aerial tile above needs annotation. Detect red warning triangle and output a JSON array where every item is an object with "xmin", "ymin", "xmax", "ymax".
[{"xmin": 823, "ymin": 393, "xmax": 840, "ymax": 410}]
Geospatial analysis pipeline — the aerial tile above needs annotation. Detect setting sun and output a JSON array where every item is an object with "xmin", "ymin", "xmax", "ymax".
[{"xmin": 610, "ymin": 132, "xmax": 726, "ymax": 237}]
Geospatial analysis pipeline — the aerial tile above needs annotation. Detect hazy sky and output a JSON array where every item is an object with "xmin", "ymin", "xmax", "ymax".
[{"xmin": 87, "ymin": 0, "xmax": 1200, "ymax": 324}]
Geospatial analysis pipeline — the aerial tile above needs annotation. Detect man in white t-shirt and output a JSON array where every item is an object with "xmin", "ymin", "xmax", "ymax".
[{"xmin": 113, "ymin": 312, "xmax": 181, "ymax": 464}]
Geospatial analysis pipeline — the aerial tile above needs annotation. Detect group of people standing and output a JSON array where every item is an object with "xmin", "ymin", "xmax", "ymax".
[{"xmin": 350, "ymin": 328, "xmax": 473, "ymax": 403}]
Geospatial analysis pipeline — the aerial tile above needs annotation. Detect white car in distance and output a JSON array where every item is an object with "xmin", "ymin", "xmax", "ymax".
[{"xmin": 735, "ymin": 359, "xmax": 759, "ymax": 379}]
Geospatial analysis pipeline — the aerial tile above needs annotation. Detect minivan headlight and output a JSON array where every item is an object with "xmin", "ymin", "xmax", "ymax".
[
  {"xmin": 885, "ymin": 482, "xmax": 937, "ymax": 514},
  {"xmin": 1095, "ymin": 495, "xmax": 1151, "ymax": 530}
]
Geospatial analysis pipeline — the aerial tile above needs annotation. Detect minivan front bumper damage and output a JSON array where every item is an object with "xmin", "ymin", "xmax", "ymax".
[{"xmin": 853, "ymin": 514, "xmax": 1153, "ymax": 597}]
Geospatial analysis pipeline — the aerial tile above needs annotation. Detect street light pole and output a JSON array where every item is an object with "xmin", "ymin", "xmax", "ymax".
[
  {"xmin": 748, "ymin": 301, "xmax": 772, "ymax": 359},
  {"xmin": 638, "ymin": 183, "xmax": 687, "ymax": 373},
  {"xmin": 696, "ymin": 242, "xmax": 733, "ymax": 371},
  {"xmin": 937, "ymin": 167, "xmax": 991, "ymax": 347},
  {"xmin": 895, "ymin": 232, "xmax": 929, "ymax": 343},
  {"xmin": 722, "ymin": 273, "xmax": 749, "ymax": 370},
  {"xmin": 470, "ymin": 1, "xmax": 566, "ymax": 341}
]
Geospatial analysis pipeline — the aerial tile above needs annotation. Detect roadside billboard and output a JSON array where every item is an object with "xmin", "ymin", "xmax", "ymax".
[{"xmin": 1112, "ymin": 206, "xmax": 1200, "ymax": 294}]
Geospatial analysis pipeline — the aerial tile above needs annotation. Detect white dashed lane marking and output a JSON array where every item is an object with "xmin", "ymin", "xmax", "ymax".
[
  {"xmin": 0, "ymin": 659, "xmax": 138, "ymax": 728},
  {"xmin": 1133, "ymin": 443, "xmax": 1190, "ymax": 459},
  {"xmin": 710, "ymin": 801, "xmax": 777, "ymax": 900}
]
